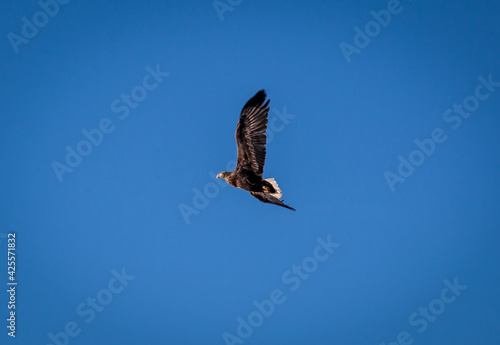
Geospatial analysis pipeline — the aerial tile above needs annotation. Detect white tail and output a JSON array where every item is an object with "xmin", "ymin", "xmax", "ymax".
[{"xmin": 264, "ymin": 178, "xmax": 283, "ymax": 199}]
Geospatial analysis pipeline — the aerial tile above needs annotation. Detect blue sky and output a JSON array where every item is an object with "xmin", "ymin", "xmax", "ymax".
[{"xmin": 1, "ymin": 0, "xmax": 500, "ymax": 344}]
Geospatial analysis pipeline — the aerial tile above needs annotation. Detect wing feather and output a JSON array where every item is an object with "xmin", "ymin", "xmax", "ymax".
[
  {"xmin": 235, "ymin": 90, "xmax": 270, "ymax": 176},
  {"xmin": 250, "ymin": 192, "xmax": 296, "ymax": 211}
]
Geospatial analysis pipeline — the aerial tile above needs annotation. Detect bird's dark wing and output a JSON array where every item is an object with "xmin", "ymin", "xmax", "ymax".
[
  {"xmin": 250, "ymin": 192, "xmax": 296, "ymax": 211},
  {"xmin": 235, "ymin": 90, "xmax": 270, "ymax": 177}
]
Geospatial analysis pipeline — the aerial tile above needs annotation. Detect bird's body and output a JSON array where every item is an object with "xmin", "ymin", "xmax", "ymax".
[{"xmin": 217, "ymin": 90, "xmax": 295, "ymax": 211}]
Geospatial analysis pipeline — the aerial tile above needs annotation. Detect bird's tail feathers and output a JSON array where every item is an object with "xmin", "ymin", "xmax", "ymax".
[{"xmin": 265, "ymin": 178, "xmax": 283, "ymax": 199}]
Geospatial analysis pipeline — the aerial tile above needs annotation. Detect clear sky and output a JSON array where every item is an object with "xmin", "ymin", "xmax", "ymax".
[{"xmin": 1, "ymin": 0, "xmax": 500, "ymax": 344}]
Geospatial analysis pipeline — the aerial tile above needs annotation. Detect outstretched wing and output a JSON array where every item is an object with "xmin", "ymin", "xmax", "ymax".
[
  {"xmin": 250, "ymin": 192, "xmax": 296, "ymax": 211},
  {"xmin": 235, "ymin": 90, "xmax": 270, "ymax": 177}
]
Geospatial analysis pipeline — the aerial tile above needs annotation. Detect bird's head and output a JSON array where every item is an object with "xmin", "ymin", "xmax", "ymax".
[{"xmin": 216, "ymin": 171, "xmax": 230, "ymax": 179}]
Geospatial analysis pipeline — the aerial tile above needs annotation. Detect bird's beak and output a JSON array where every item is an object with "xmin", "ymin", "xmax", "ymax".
[{"xmin": 216, "ymin": 173, "xmax": 222, "ymax": 178}]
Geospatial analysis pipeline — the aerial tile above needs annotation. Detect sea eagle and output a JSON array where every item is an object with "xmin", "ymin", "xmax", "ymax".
[{"xmin": 217, "ymin": 90, "xmax": 295, "ymax": 211}]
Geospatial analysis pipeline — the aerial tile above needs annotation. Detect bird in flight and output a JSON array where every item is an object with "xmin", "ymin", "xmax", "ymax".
[{"xmin": 217, "ymin": 90, "xmax": 295, "ymax": 211}]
